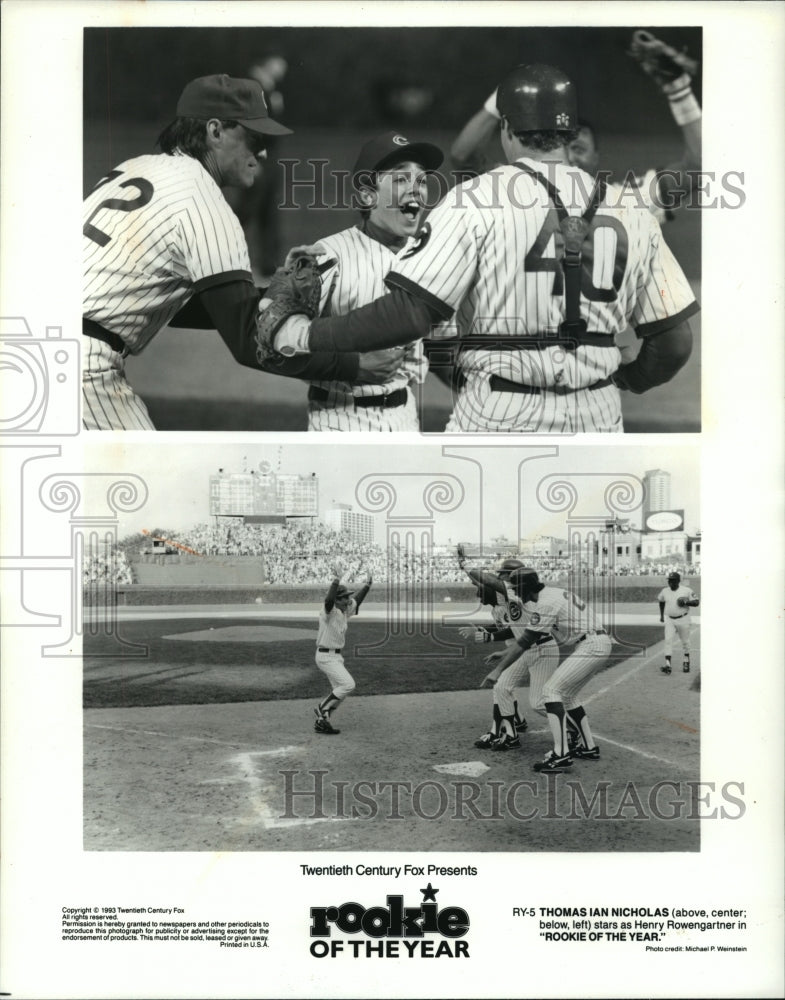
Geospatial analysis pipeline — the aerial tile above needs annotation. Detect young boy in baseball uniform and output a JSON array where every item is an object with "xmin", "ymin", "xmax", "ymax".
[
  {"xmin": 313, "ymin": 571, "xmax": 373, "ymax": 734},
  {"xmin": 658, "ymin": 571, "xmax": 699, "ymax": 674}
]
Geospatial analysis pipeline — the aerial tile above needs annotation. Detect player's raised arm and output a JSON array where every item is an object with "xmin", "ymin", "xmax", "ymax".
[
  {"xmin": 324, "ymin": 577, "xmax": 341, "ymax": 612},
  {"xmin": 629, "ymin": 30, "xmax": 701, "ymax": 210},
  {"xmin": 449, "ymin": 90, "xmax": 501, "ymax": 175}
]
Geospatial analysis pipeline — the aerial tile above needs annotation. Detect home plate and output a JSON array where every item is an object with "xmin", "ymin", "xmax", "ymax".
[{"xmin": 433, "ymin": 762, "xmax": 491, "ymax": 778}]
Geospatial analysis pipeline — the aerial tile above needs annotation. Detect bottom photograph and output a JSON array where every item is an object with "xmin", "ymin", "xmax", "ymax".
[{"xmin": 81, "ymin": 442, "xmax": 701, "ymax": 853}]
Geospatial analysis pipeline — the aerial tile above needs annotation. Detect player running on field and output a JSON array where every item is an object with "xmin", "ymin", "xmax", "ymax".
[
  {"xmin": 82, "ymin": 74, "xmax": 399, "ymax": 430},
  {"xmin": 658, "ymin": 570, "xmax": 699, "ymax": 675},
  {"xmin": 268, "ymin": 63, "xmax": 699, "ymax": 433},
  {"xmin": 302, "ymin": 131, "xmax": 444, "ymax": 431},
  {"xmin": 490, "ymin": 568, "xmax": 612, "ymax": 772},
  {"xmin": 455, "ymin": 546, "xmax": 529, "ymax": 745},
  {"xmin": 313, "ymin": 569, "xmax": 373, "ymax": 734}
]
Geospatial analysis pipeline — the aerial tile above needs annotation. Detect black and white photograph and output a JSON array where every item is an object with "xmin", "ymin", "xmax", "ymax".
[
  {"xmin": 1, "ymin": 2, "xmax": 783, "ymax": 999},
  {"xmin": 81, "ymin": 24, "xmax": 702, "ymax": 433},
  {"xmin": 81, "ymin": 443, "xmax": 701, "ymax": 852}
]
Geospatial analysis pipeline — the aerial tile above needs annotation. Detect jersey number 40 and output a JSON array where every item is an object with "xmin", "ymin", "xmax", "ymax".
[{"xmin": 525, "ymin": 210, "xmax": 629, "ymax": 302}]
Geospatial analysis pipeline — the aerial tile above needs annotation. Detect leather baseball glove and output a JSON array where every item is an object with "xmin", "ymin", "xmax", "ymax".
[
  {"xmin": 255, "ymin": 251, "xmax": 323, "ymax": 367},
  {"xmin": 676, "ymin": 597, "xmax": 688, "ymax": 608},
  {"xmin": 629, "ymin": 30, "xmax": 698, "ymax": 88}
]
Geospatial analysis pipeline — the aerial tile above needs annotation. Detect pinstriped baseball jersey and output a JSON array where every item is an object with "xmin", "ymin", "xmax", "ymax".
[
  {"xmin": 658, "ymin": 584, "xmax": 696, "ymax": 616},
  {"xmin": 316, "ymin": 599, "xmax": 357, "ymax": 649},
  {"xmin": 308, "ymin": 227, "xmax": 426, "ymax": 431},
  {"xmin": 83, "ymin": 152, "xmax": 252, "ymax": 353},
  {"xmin": 386, "ymin": 157, "xmax": 698, "ymax": 432},
  {"xmin": 488, "ymin": 580, "xmax": 529, "ymax": 640},
  {"xmin": 522, "ymin": 586, "xmax": 601, "ymax": 638}
]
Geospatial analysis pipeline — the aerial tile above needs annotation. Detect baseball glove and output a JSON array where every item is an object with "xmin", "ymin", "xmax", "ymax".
[
  {"xmin": 676, "ymin": 597, "xmax": 688, "ymax": 608},
  {"xmin": 255, "ymin": 252, "xmax": 323, "ymax": 367},
  {"xmin": 629, "ymin": 30, "xmax": 698, "ymax": 87}
]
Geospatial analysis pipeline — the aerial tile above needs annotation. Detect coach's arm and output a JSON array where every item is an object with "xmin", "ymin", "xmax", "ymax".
[{"xmin": 169, "ymin": 279, "xmax": 395, "ymax": 384}]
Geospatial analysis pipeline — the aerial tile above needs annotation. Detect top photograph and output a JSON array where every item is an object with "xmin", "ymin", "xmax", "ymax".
[{"xmin": 82, "ymin": 25, "xmax": 703, "ymax": 434}]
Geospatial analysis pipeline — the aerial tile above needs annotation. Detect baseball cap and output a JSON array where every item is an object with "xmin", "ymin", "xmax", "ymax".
[
  {"xmin": 511, "ymin": 568, "xmax": 546, "ymax": 593},
  {"xmin": 335, "ymin": 585, "xmax": 354, "ymax": 599},
  {"xmin": 176, "ymin": 74, "xmax": 292, "ymax": 135},
  {"xmin": 352, "ymin": 130, "xmax": 443, "ymax": 188},
  {"xmin": 667, "ymin": 571, "xmax": 681, "ymax": 580}
]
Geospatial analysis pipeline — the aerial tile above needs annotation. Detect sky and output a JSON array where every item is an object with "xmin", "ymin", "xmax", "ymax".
[{"xmin": 84, "ymin": 441, "xmax": 701, "ymax": 546}]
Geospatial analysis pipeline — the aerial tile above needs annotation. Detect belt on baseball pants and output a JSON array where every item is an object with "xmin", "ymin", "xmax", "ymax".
[
  {"xmin": 83, "ymin": 317, "xmax": 127, "ymax": 355},
  {"xmin": 317, "ymin": 646, "xmax": 342, "ymax": 653},
  {"xmin": 308, "ymin": 385, "xmax": 407, "ymax": 409},
  {"xmin": 489, "ymin": 375, "xmax": 614, "ymax": 396},
  {"xmin": 577, "ymin": 628, "xmax": 607, "ymax": 642},
  {"xmin": 669, "ymin": 613, "xmax": 687, "ymax": 619}
]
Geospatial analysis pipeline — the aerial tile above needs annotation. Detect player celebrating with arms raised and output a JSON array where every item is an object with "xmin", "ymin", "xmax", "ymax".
[{"xmin": 313, "ymin": 569, "xmax": 373, "ymax": 735}]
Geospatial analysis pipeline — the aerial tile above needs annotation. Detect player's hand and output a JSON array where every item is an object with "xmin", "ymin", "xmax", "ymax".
[
  {"xmin": 483, "ymin": 651, "xmax": 504, "ymax": 665},
  {"xmin": 480, "ymin": 666, "xmax": 502, "ymax": 687},
  {"xmin": 458, "ymin": 626, "xmax": 474, "ymax": 639},
  {"xmin": 284, "ymin": 243, "xmax": 328, "ymax": 268},
  {"xmin": 355, "ymin": 348, "xmax": 407, "ymax": 384},
  {"xmin": 364, "ymin": 572, "xmax": 373, "ymax": 586}
]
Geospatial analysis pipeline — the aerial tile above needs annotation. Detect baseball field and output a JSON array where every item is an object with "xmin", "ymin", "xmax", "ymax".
[{"xmin": 83, "ymin": 600, "xmax": 700, "ymax": 853}]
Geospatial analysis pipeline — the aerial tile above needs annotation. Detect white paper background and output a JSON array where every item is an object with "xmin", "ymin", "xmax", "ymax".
[{"xmin": 1, "ymin": 2, "xmax": 783, "ymax": 998}]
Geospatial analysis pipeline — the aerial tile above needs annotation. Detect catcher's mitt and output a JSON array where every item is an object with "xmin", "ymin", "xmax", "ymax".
[
  {"xmin": 255, "ymin": 252, "xmax": 323, "ymax": 367},
  {"xmin": 629, "ymin": 30, "xmax": 698, "ymax": 87}
]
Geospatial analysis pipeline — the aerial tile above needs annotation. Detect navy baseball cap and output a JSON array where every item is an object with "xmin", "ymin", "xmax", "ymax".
[
  {"xmin": 335, "ymin": 585, "xmax": 354, "ymax": 599},
  {"xmin": 176, "ymin": 74, "xmax": 292, "ymax": 135},
  {"xmin": 667, "ymin": 572, "xmax": 681, "ymax": 580},
  {"xmin": 352, "ymin": 131, "xmax": 443, "ymax": 188}
]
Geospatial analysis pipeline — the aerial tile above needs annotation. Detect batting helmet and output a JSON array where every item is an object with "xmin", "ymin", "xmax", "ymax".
[
  {"xmin": 509, "ymin": 567, "xmax": 546, "ymax": 595},
  {"xmin": 496, "ymin": 63, "xmax": 578, "ymax": 132},
  {"xmin": 498, "ymin": 558, "xmax": 525, "ymax": 578}
]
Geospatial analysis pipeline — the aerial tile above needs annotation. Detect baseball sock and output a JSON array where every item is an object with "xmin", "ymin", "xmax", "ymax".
[
  {"xmin": 544, "ymin": 701, "xmax": 567, "ymax": 757},
  {"xmin": 498, "ymin": 714, "xmax": 516, "ymax": 738},
  {"xmin": 514, "ymin": 699, "xmax": 525, "ymax": 726},
  {"xmin": 489, "ymin": 703, "xmax": 502, "ymax": 737},
  {"xmin": 318, "ymin": 693, "xmax": 341, "ymax": 717},
  {"xmin": 566, "ymin": 706, "xmax": 595, "ymax": 750}
]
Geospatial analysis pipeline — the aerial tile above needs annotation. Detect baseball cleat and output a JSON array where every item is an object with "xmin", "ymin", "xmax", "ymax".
[
  {"xmin": 660, "ymin": 665, "xmax": 672, "ymax": 675},
  {"xmin": 490, "ymin": 734, "xmax": 521, "ymax": 752},
  {"xmin": 533, "ymin": 751, "xmax": 573, "ymax": 773},
  {"xmin": 314, "ymin": 716, "xmax": 340, "ymax": 735},
  {"xmin": 683, "ymin": 662, "xmax": 690, "ymax": 673},
  {"xmin": 515, "ymin": 716, "xmax": 528, "ymax": 733},
  {"xmin": 570, "ymin": 745, "xmax": 600, "ymax": 760},
  {"xmin": 474, "ymin": 732, "xmax": 498, "ymax": 749}
]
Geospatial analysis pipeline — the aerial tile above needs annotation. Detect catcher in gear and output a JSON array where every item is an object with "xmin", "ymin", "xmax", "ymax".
[{"xmin": 657, "ymin": 571, "xmax": 699, "ymax": 674}]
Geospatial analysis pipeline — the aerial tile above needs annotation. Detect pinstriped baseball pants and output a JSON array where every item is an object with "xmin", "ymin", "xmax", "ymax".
[{"xmin": 82, "ymin": 337, "xmax": 155, "ymax": 430}]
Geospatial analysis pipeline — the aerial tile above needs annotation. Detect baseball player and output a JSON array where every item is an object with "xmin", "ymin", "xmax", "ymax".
[
  {"xmin": 450, "ymin": 31, "xmax": 701, "ymax": 224},
  {"xmin": 658, "ymin": 571, "xmax": 699, "ymax": 674},
  {"xmin": 270, "ymin": 64, "xmax": 699, "ymax": 434},
  {"xmin": 82, "ymin": 74, "xmax": 399, "ymax": 430},
  {"xmin": 292, "ymin": 132, "xmax": 443, "ymax": 431},
  {"xmin": 490, "ymin": 568, "xmax": 612, "ymax": 772},
  {"xmin": 313, "ymin": 571, "xmax": 373, "ymax": 734},
  {"xmin": 455, "ymin": 546, "xmax": 529, "ymax": 745}
]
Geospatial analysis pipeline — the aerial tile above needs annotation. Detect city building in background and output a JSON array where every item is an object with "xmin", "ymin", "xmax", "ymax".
[
  {"xmin": 643, "ymin": 469, "xmax": 671, "ymax": 516},
  {"xmin": 324, "ymin": 504, "xmax": 374, "ymax": 544}
]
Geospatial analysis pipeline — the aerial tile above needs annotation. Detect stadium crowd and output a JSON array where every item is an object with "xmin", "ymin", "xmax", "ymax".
[{"xmin": 87, "ymin": 521, "xmax": 700, "ymax": 587}]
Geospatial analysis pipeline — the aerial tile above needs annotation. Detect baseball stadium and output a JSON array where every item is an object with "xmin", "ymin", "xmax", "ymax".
[
  {"xmin": 83, "ymin": 25, "xmax": 702, "ymax": 432},
  {"xmin": 83, "ymin": 447, "xmax": 701, "ymax": 853}
]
